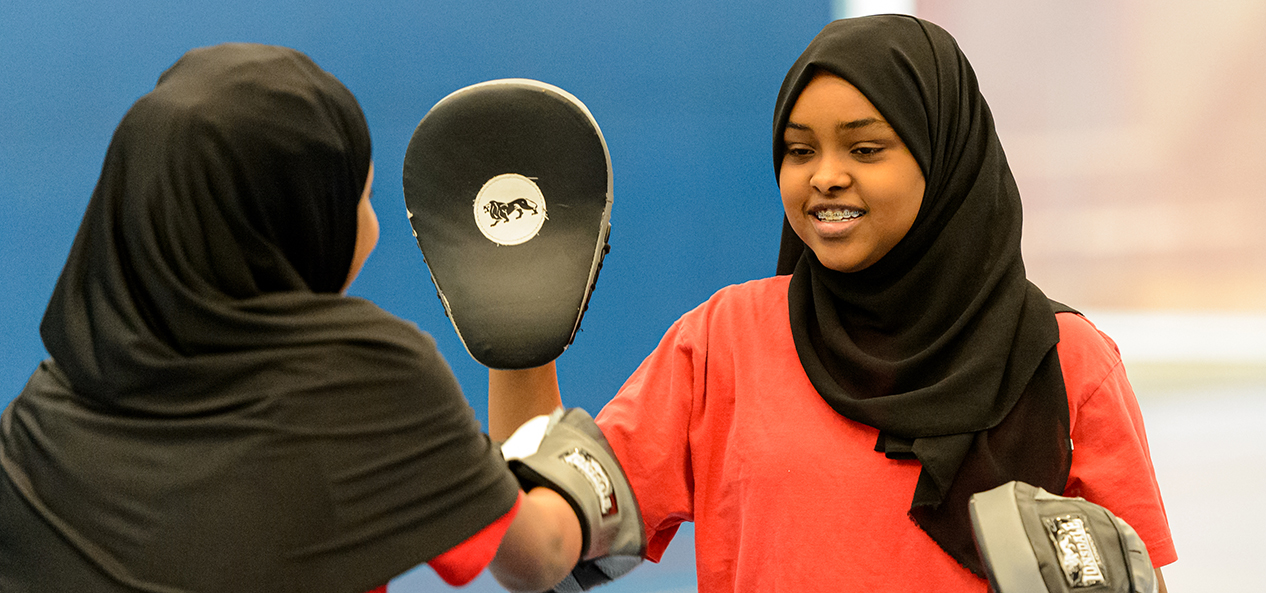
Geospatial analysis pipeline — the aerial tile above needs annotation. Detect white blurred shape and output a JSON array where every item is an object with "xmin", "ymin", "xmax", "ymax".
[
  {"xmin": 1083, "ymin": 310, "xmax": 1266, "ymax": 363},
  {"xmin": 832, "ymin": 0, "xmax": 917, "ymax": 20}
]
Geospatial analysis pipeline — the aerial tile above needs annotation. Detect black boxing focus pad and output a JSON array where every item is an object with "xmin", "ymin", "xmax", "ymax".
[
  {"xmin": 501, "ymin": 408, "xmax": 646, "ymax": 592},
  {"xmin": 969, "ymin": 481, "xmax": 1157, "ymax": 593},
  {"xmin": 403, "ymin": 79, "xmax": 612, "ymax": 369}
]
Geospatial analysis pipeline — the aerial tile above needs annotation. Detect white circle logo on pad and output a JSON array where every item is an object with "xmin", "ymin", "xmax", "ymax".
[{"xmin": 473, "ymin": 173, "xmax": 547, "ymax": 245}]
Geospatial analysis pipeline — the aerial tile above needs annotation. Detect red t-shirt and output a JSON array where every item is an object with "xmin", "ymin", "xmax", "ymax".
[
  {"xmin": 597, "ymin": 275, "xmax": 1175, "ymax": 592},
  {"xmin": 365, "ymin": 491, "xmax": 521, "ymax": 592},
  {"xmin": 429, "ymin": 491, "xmax": 520, "ymax": 585}
]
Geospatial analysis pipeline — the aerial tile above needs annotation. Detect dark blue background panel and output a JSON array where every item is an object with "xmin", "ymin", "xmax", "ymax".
[{"xmin": 1, "ymin": 2, "xmax": 828, "ymax": 421}]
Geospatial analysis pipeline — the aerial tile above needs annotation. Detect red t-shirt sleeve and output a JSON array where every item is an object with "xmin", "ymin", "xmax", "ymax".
[
  {"xmin": 1056, "ymin": 313, "xmax": 1178, "ymax": 567},
  {"xmin": 597, "ymin": 312, "xmax": 704, "ymax": 563},
  {"xmin": 426, "ymin": 490, "xmax": 522, "ymax": 586}
]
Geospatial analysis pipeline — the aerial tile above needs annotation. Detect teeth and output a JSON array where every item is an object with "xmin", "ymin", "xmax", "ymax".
[{"xmin": 814, "ymin": 209, "xmax": 863, "ymax": 222}]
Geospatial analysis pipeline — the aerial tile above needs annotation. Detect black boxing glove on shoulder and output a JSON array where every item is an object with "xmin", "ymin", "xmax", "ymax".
[{"xmin": 501, "ymin": 408, "xmax": 646, "ymax": 592}]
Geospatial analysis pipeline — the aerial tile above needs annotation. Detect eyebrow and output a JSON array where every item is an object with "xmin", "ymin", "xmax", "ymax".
[{"xmin": 784, "ymin": 117, "xmax": 890, "ymax": 132}]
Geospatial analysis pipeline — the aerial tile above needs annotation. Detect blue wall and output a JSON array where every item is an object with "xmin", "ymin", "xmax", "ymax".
[{"xmin": 0, "ymin": 2, "xmax": 829, "ymax": 421}]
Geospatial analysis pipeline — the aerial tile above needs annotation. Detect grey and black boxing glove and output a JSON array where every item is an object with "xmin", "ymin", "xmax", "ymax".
[
  {"xmin": 501, "ymin": 408, "xmax": 646, "ymax": 592},
  {"xmin": 969, "ymin": 481, "xmax": 1157, "ymax": 593}
]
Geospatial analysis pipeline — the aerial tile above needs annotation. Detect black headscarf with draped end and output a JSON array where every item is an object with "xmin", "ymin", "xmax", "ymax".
[
  {"xmin": 1, "ymin": 44, "xmax": 519, "ymax": 592},
  {"xmin": 772, "ymin": 16, "xmax": 1071, "ymax": 574}
]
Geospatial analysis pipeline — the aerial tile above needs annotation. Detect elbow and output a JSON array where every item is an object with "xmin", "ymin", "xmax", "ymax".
[
  {"xmin": 489, "ymin": 540, "xmax": 575, "ymax": 592},
  {"xmin": 488, "ymin": 488, "xmax": 582, "ymax": 592}
]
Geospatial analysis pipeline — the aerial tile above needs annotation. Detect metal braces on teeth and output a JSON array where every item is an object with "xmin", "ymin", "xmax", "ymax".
[{"xmin": 815, "ymin": 210, "xmax": 863, "ymax": 222}]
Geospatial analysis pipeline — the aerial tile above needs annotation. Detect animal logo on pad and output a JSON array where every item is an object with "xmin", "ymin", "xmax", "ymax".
[
  {"xmin": 484, "ymin": 198, "xmax": 540, "ymax": 226},
  {"xmin": 473, "ymin": 173, "xmax": 548, "ymax": 245}
]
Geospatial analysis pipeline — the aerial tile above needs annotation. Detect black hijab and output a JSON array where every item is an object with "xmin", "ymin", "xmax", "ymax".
[
  {"xmin": 773, "ymin": 16, "xmax": 1072, "ymax": 574},
  {"xmin": 1, "ymin": 44, "xmax": 518, "ymax": 592}
]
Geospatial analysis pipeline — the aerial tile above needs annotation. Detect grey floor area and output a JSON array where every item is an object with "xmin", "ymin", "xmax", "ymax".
[{"xmin": 390, "ymin": 312, "xmax": 1266, "ymax": 592}]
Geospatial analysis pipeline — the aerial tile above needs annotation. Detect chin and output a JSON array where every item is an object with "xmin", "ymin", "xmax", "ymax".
[
  {"xmin": 810, "ymin": 249, "xmax": 863, "ymax": 273},
  {"xmin": 818, "ymin": 259, "xmax": 866, "ymax": 274}
]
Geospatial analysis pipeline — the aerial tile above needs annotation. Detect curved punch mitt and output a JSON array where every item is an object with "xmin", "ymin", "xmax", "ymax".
[
  {"xmin": 970, "ymin": 481, "xmax": 1157, "ymax": 593},
  {"xmin": 403, "ymin": 79, "xmax": 612, "ymax": 369}
]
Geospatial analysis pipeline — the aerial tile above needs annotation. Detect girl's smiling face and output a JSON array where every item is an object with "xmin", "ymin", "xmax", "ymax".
[{"xmin": 780, "ymin": 71, "xmax": 926, "ymax": 273}]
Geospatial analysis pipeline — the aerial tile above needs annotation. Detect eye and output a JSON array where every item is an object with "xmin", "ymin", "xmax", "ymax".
[
  {"xmin": 851, "ymin": 144, "xmax": 885, "ymax": 160},
  {"xmin": 783, "ymin": 144, "xmax": 815, "ymax": 160}
]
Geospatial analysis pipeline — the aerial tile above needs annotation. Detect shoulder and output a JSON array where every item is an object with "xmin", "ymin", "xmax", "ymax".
[
  {"xmin": 702, "ymin": 275, "xmax": 790, "ymax": 305},
  {"xmin": 685, "ymin": 275, "xmax": 791, "ymax": 319},
  {"xmin": 1054, "ymin": 311, "xmax": 1133, "ymax": 414},
  {"xmin": 303, "ymin": 298, "xmax": 461, "ymax": 396},
  {"xmin": 334, "ymin": 296, "xmax": 440, "ymax": 352},
  {"xmin": 669, "ymin": 276, "xmax": 791, "ymax": 341},
  {"xmin": 1055, "ymin": 311, "xmax": 1123, "ymax": 375}
]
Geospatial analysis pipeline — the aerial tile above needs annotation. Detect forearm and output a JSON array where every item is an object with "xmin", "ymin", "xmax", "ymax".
[
  {"xmin": 488, "ymin": 361, "xmax": 563, "ymax": 440},
  {"xmin": 489, "ymin": 487, "xmax": 582, "ymax": 592}
]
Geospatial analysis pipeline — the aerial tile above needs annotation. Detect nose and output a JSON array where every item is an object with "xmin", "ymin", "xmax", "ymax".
[{"xmin": 809, "ymin": 150, "xmax": 852, "ymax": 195}]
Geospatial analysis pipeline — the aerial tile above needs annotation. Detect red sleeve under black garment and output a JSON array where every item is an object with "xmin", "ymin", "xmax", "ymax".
[{"xmin": 365, "ymin": 491, "xmax": 522, "ymax": 591}]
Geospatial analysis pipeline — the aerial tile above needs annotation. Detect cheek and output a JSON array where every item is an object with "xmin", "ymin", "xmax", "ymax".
[
  {"xmin": 352, "ymin": 198, "xmax": 379, "ymax": 262},
  {"xmin": 779, "ymin": 185, "xmax": 802, "ymax": 228},
  {"xmin": 778, "ymin": 165, "xmax": 805, "ymax": 211},
  {"xmin": 898, "ymin": 176, "xmax": 925, "ymax": 231},
  {"xmin": 883, "ymin": 161, "xmax": 925, "ymax": 236},
  {"xmin": 362, "ymin": 203, "xmax": 380, "ymax": 253}
]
